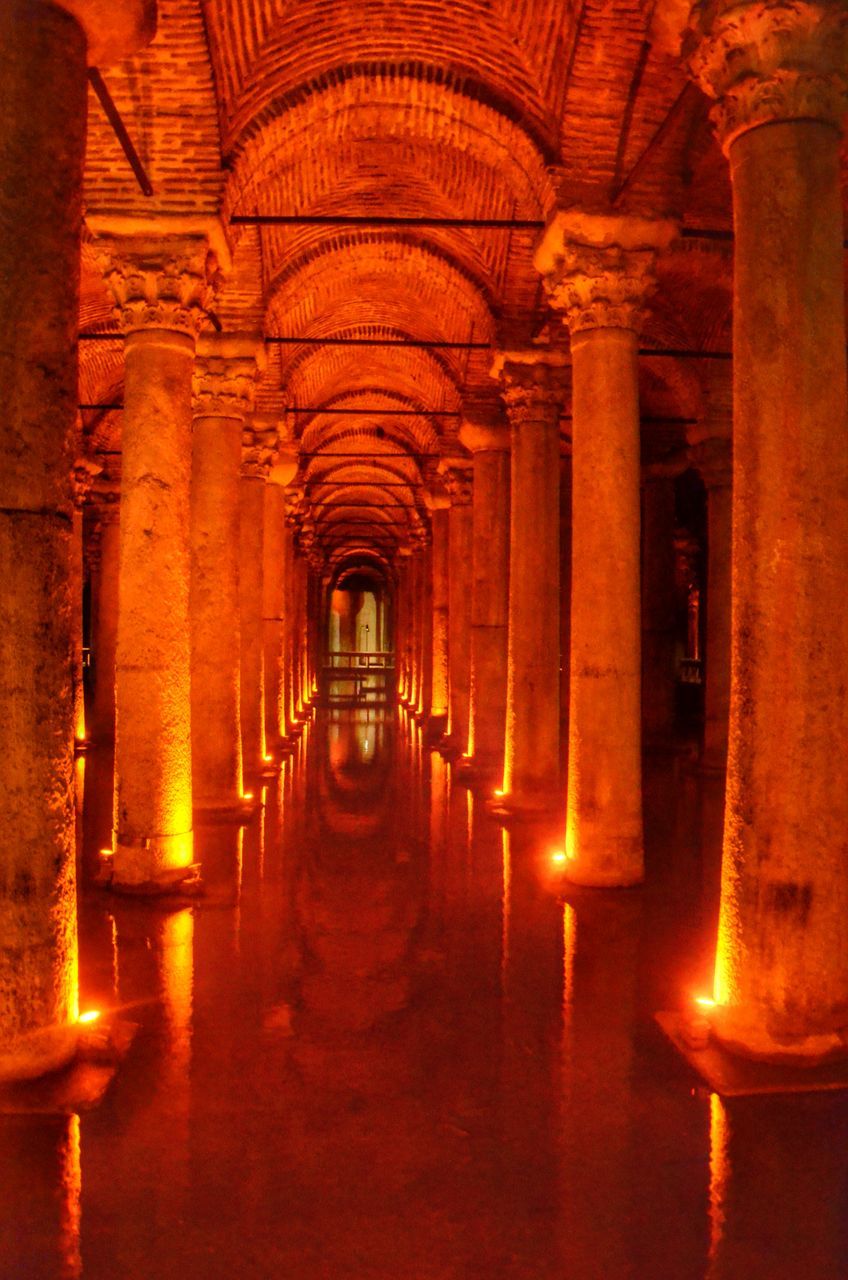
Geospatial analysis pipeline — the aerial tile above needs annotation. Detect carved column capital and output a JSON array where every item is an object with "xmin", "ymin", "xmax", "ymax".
[
  {"xmin": 491, "ymin": 349, "xmax": 569, "ymax": 428},
  {"xmin": 193, "ymin": 334, "xmax": 266, "ymax": 421},
  {"xmin": 241, "ymin": 423, "xmax": 277, "ymax": 480},
  {"xmin": 439, "ymin": 459, "xmax": 475, "ymax": 506},
  {"xmin": 92, "ymin": 232, "xmax": 221, "ymax": 338},
  {"xmin": 684, "ymin": 0, "xmax": 848, "ymax": 150},
  {"xmin": 71, "ymin": 456, "xmax": 102, "ymax": 510},
  {"xmin": 535, "ymin": 210, "xmax": 677, "ymax": 334}
]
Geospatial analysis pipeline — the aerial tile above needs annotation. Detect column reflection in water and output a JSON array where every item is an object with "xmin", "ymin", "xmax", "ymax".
[
  {"xmin": 498, "ymin": 829, "xmax": 564, "ymax": 1274},
  {"xmin": 707, "ymin": 1093, "xmax": 848, "ymax": 1280},
  {"xmin": 0, "ymin": 1114, "xmax": 82, "ymax": 1279},
  {"xmin": 558, "ymin": 889, "xmax": 640, "ymax": 1279},
  {"xmin": 82, "ymin": 904, "xmax": 194, "ymax": 1276}
]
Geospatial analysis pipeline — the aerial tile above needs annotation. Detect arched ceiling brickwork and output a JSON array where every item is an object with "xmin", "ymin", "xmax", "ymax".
[{"xmin": 78, "ymin": 0, "xmax": 795, "ymax": 564}]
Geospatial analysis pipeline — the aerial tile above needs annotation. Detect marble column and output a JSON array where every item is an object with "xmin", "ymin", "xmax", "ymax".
[
  {"xmin": 691, "ymin": 437, "xmax": 733, "ymax": 773},
  {"xmin": 415, "ymin": 539, "xmax": 433, "ymax": 720},
  {"xmin": 283, "ymin": 490, "xmax": 302, "ymax": 733},
  {"xmin": 95, "ymin": 229, "xmax": 220, "ymax": 891},
  {"xmin": 559, "ymin": 449, "xmax": 573, "ymax": 746},
  {"xmin": 396, "ymin": 550, "xmax": 412, "ymax": 703},
  {"xmin": 426, "ymin": 489, "xmax": 451, "ymax": 737},
  {"xmin": 537, "ymin": 211, "xmax": 676, "ymax": 881},
  {"xmin": 265, "ymin": 450, "xmax": 298, "ymax": 743},
  {"xmin": 441, "ymin": 463, "xmax": 474, "ymax": 755},
  {"xmin": 70, "ymin": 458, "xmax": 99, "ymax": 748},
  {"xmin": 190, "ymin": 336, "xmax": 262, "ymax": 817},
  {"xmin": 492, "ymin": 351, "xmax": 567, "ymax": 814},
  {"xmin": 641, "ymin": 472, "xmax": 678, "ymax": 747},
  {"xmin": 0, "ymin": 0, "xmax": 152, "ymax": 1077},
  {"xmin": 458, "ymin": 420, "xmax": 510, "ymax": 779},
  {"xmin": 686, "ymin": 0, "xmax": 848, "ymax": 1059},
  {"xmin": 239, "ymin": 426, "xmax": 276, "ymax": 777},
  {"xmin": 89, "ymin": 499, "xmax": 120, "ymax": 743}
]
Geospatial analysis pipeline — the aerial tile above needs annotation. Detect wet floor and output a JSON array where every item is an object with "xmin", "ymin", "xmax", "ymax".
[{"xmin": 3, "ymin": 709, "xmax": 848, "ymax": 1279}]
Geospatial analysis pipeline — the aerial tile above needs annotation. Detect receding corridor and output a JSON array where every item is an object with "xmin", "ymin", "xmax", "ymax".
[{"xmin": 3, "ymin": 711, "xmax": 848, "ymax": 1280}]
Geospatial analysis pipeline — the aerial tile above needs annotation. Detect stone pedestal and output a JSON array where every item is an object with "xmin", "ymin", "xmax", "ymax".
[
  {"xmin": 459, "ymin": 421, "xmax": 510, "ymax": 778},
  {"xmin": 686, "ymin": 0, "xmax": 848, "ymax": 1060},
  {"xmin": 190, "ymin": 337, "xmax": 262, "ymax": 817},
  {"xmin": 442, "ymin": 464, "xmax": 474, "ymax": 755},
  {"xmin": 493, "ymin": 353, "xmax": 567, "ymax": 813},
  {"xmin": 538, "ymin": 210, "xmax": 676, "ymax": 881},
  {"xmin": 0, "ymin": 0, "xmax": 87, "ymax": 1079},
  {"xmin": 96, "ymin": 230, "xmax": 219, "ymax": 890}
]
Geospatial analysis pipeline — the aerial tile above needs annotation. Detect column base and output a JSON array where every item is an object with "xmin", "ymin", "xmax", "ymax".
[
  {"xmin": 194, "ymin": 796, "xmax": 257, "ymax": 826},
  {"xmin": 106, "ymin": 831, "xmax": 201, "ymax": 896},
  {"xmin": 425, "ymin": 713, "xmax": 448, "ymax": 741},
  {"xmin": 709, "ymin": 1005, "xmax": 848, "ymax": 1067},
  {"xmin": 0, "ymin": 1023, "xmax": 79, "ymax": 1086},
  {"xmin": 488, "ymin": 789, "xmax": 560, "ymax": 823},
  {"xmin": 563, "ymin": 835, "xmax": 644, "ymax": 888}
]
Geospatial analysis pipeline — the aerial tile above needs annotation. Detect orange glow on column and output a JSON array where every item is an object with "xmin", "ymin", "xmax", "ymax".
[
  {"xmin": 709, "ymin": 1093, "xmax": 729, "ymax": 1267},
  {"xmin": 58, "ymin": 1113, "xmax": 82, "ymax": 1280}
]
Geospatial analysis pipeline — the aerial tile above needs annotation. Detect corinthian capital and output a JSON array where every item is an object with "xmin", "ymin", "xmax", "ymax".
[
  {"xmin": 241, "ymin": 420, "xmax": 278, "ymax": 480},
  {"xmin": 535, "ymin": 210, "xmax": 677, "ymax": 334},
  {"xmin": 684, "ymin": 0, "xmax": 848, "ymax": 150},
  {"xmin": 89, "ymin": 217, "xmax": 230, "ymax": 338},
  {"xmin": 491, "ymin": 348, "xmax": 569, "ymax": 428},
  {"xmin": 193, "ymin": 334, "xmax": 266, "ymax": 421}
]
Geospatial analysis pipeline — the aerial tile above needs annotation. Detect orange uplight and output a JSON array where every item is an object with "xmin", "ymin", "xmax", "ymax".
[
  {"xmin": 695, "ymin": 995, "xmax": 716, "ymax": 1009},
  {"xmin": 243, "ymin": 792, "xmax": 254, "ymax": 801},
  {"xmin": 78, "ymin": 1010, "xmax": 100, "ymax": 1024},
  {"xmin": 550, "ymin": 849, "xmax": 569, "ymax": 866},
  {"xmin": 263, "ymin": 754, "xmax": 273, "ymax": 763},
  {"xmin": 493, "ymin": 788, "xmax": 504, "ymax": 798},
  {"xmin": 99, "ymin": 847, "xmax": 113, "ymax": 859}
]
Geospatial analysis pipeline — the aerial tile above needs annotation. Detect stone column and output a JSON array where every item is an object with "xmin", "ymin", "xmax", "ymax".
[
  {"xmin": 458, "ymin": 420, "xmax": 510, "ymax": 779},
  {"xmin": 88, "ymin": 496, "xmax": 120, "ymax": 743},
  {"xmin": 395, "ymin": 550, "xmax": 412, "ymax": 702},
  {"xmin": 559, "ymin": 448, "xmax": 573, "ymax": 745},
  {"xmin": 95, "ymin": 232, "xmax": 220, "ymax": 891},
  {"xmin": 190, "ymin": 336, "xmax": 262, "ymax": 818},
  {"xmin": 537, "ymin": 211, "xmax": 676, "ymax": 881},
  {"xmin": 641, "ymin": 472, "xmax": 678, "ymax": 747},
  {"xmin": 441, "ymin": 462, "xmax": 474, "ymax": 755},
  {"xmin": 283, "ymin": 489, "xmax": 302, "ymax": 733},
  {"xmin": 0, "ymin": 0, "xmax": 153, "ymax": 1077},
  {"xmin": 415, "ymin": 539, "xmax": 433, "ymax": 720},
  {"xmin": 492, "ymin": 351, "xmax": 567, "ymax": 814},
  {"xmin": 239, "ymin": 425, "xmax": 276, "ymax": 777},
  {"xmin": 265, "ymin": 448, "xmax": 298, "ymax": 745},
  {"xmin": 95, "ymin": 229, "xmax": 222, "ymax": 891},
  {"xmin": 686, "ymin": 0, "xmax": 848, "ymax": 1059},
  {"xmin": 426, "ymin": 488, "xmax": 451, "ymax": 737},
  {"xmin": 70, "ymin": 458, "xmax": 99, "ymax": 748},
  {"xmin": 691, "ymin": 436, "xmax": 733, "ymax": 773}
]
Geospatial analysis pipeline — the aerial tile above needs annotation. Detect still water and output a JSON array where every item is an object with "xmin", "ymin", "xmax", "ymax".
[{"xmin": 2, "ymin": 709, "xmax": 847, "ymax": 1279}]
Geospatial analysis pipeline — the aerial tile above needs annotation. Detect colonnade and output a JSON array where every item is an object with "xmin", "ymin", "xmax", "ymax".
[{"xmin": 2, "ymin": 0, "xmax": 848, "ymax": 1081}]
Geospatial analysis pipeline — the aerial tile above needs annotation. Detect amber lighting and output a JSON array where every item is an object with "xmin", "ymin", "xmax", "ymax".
[
  {"xmin": 78, "ymin": 1009, "xmax": 100, "ymax": 1024},
  {"xmin": 550, "ymin": 848, "xmax": 570, "ymax": 866},
  {"xmin": 243, "ymin": 791, "xmax": 254, "ymax": 800},
  {"xmin": 99, "ymin": 847, "xmax": 113, "ymax": 858},
  {"xmin": 695, "ymin": 995, "xmax": 716, "ymax": 1009}
]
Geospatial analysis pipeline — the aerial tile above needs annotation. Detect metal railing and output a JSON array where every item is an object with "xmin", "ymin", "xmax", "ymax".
[{"xmin": 324, "ymin": 650, "xmax": 395, "ymax": 672}]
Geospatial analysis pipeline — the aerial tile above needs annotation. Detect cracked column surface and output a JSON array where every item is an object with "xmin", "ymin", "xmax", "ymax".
[
  {"xmin": 460, "ymin": 417, "xmax": 510, "ymax": 779},
  {"xmin": 0, "ymin": 0, "xmax": 154, "ymax": 1077},
  {"xmin": 685, "ymin": 0, "xmax": 848, "ymax": 1060},
  {"xmin": 94, "ymin": 225, "xmax": 220, "ymax": 891},
  {"xmin": 191, "ymin": 336, "xmax": 263, "ymax": 817},
  {"xmin": 538, "ymin": 210, "xmax": 676, "ymax": 883}
]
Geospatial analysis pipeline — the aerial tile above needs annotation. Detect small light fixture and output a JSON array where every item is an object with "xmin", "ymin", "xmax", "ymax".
[
  {"xmin": 99, "ymin": 847, "xmax": 113, "ymax": 859},
  {"xmin": 78, "ymin": 1010, "xmax": 100, "ymax": 1025},
  {"xmin": 243, "ymin": 792, "xmax": 254, "ymax": 801},
  {"xmin": 550, "ymin": 849, "xmax": 568, "ymax": 866},
  {"xmin": 493, "ymin": 788, "xmax": 504, "ymax": 798},
  {"xmin": 263, "ymin": 754, "xmax": 273, "ymax": 763},
  {"xmin": 695, "ymin": 995, "xmax": 716, "ymax": 1009}
]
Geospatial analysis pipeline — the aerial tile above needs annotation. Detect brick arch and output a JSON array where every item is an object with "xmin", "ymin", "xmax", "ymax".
[
  {"xmin": 224, "ymin": 79, "xmax": 552, "ymax": 223},
  {"xmin": 281, "ymin": 344, "xmax": 464, "ymax": 422},
  {"xmin": 212, "ymin": 0, "xmax": 559, "ymax": 158}
]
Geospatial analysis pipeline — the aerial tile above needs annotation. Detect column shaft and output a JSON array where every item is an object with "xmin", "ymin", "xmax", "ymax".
[
  {"xmin": 429, "ymin": 507, "xmax": 450, "ymax": 731},
  {"xmin": 239, "ymin": 474, "xmax": 266, "ymax": 774},
  {"xmin": 0, "ymin": 0, "xmax": 86, "ymax": 1075},
  {"xmin": 568, "ymin": 329, "xmax": 643, "ymax": 883},
  {"xmin": 446, "ymin": 501, "xmax": 473, "ymax": 751},
  {"xmin": 190, "ymin": 413, "xmax": 243, "ymax": 814},
  {"xmin": 263, "ymin": 483, "xmax": 286, "ymax": 750},
  {"xmin": 714, "ymin": 116, "xmax": 848, "ymax": 1056},
  {"xmin": 115, "ymin": 328, "xmax": 196, "ymax": 885},
  {"xmin": 89, "ymin": 513, "xmax": 120, "ymax": 742},
  {"xmin": 467, "ymin": 448, "xmax": 509, "ymax": 774}
]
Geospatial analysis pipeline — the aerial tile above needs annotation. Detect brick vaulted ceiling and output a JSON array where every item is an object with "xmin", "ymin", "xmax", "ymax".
[{"xmin": 78, "ymin": 0, "xmax": 760, "ymax": 566}]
